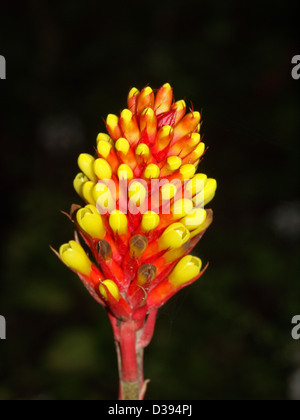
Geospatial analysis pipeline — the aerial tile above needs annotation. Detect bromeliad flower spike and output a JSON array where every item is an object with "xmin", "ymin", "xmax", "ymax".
[{"xmin": 55, "ymin": 83, "xmax": 217, "ymax": 400}]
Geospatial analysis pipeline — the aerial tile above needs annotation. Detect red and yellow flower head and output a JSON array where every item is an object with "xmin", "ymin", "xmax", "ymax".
[{"xmin": 57, "ymin": 83, "xmax": 217, "ymax": 327}]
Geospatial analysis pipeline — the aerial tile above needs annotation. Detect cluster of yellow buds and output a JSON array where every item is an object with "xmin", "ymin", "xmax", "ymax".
[{"xmin": 57, "ymin": 83, "xmax": 216, "ymax": 324}]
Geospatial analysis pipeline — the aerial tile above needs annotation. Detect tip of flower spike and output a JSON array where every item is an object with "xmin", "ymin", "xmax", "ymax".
[
  {"xmin": 174, "ymin": 100, "xmax": 186, "ymax": 111},
  {"xmin": 59, "ymin": 240, "xmax": 92, "ymax": 276},
  {"xmin": 159, "ymin": 223, "xmax": 190, "ymax": 250},
  {"xmin": 128, "ymin": 87, "xmax": 139, "ymax": 99},
  {"xmin": 109, "ymin": 210, "xmax": 128, "ymax": 235},
  {"xmin": 143, "ymin": 86, "xmax": 153, "ymax": 96},
  {"xmin": 144, "ymin": 164, "xmax": 160, "ymax": 179},
  {"xmin": 137, "ymin": 87, "xmax": 154, "ymax": 115},
  {"xmin": 141, "ymin": 211, "xmax": 160, "ymax": 232},
  {"xmin": 192, "ymin": 111, "xmax": 201, "ymax": 121},
  {"xmin": 76, "ymin": 205, "xmax": 106, "ymax": 239},
  {"xmin": 154, "ymin": 83, "xmax": 173, "ymax": 115},
  {"xmin": 169, "ymin": 255, "xmax": 202, "ymax": 288},
  {"xmin": 99, "ymin": 280, "xmax": 120, "ymax": 301},
  {"xmin": 78, "ymin": 154, "xmax": 97, "ymax": 182},
  {"xmin": 94, "ymin": 158, "xmax": 112, "ymax": 180}
]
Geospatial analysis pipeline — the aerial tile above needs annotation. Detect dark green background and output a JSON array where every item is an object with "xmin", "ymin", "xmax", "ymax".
[{"xmin": 1, "ymin": 0, "xmax": 300, "ymax": 400}]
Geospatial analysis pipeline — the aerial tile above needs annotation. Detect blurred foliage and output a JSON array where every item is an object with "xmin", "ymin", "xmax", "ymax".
[{"xmin": 0, "ymin": 0, "xmax": 300, "ymax": 400}]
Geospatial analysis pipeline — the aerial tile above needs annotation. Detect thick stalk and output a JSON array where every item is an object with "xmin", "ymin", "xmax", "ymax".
[
  {"xmin": 116, "ymin": 320, "xmax": 141, "ymax": 400},
  {"xmin": 109, "ymin": 311, "xmax": 158, "ymax": 400}
]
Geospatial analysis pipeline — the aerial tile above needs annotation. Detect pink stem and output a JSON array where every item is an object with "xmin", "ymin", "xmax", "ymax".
[
  {"xmin": 109, "ymin": 312, "xmax": 157, "ymax": 400},
  {"xmin": 119, "ymin": 320, "xmax": 139, "ymax": 383}
]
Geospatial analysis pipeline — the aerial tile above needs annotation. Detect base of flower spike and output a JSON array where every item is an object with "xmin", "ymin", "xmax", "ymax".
[{"xmin": 108, "ymin": 310, "xmax": 157, "ymax": 400}]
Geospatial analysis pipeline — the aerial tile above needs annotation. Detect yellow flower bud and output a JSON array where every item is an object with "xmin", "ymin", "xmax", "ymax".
[
  {"xmin": 167, "ymin": 156, "xmax": 182, "ymax": 171},
  {"xmin": 180, "ymin": 164, "xmax": 196, "ymax": 180},
  {"xmin": 203, "ymin": 179, "xmax": 217, "ymax": 206},
  {"xmin": 128, "ymin": 181, "xmax": 147, "ymax": 206},
  {"xmin": 141, "ymin": 211, "xmax": 160, "ymax": 232},
  {"xmin": 169, "ymin": 255, "xmax": 202, "ymax": 287},
  {"xmin": 128, "ymin": 87, "xmax": 139, "ymax": 99},
  {"xmin": 73, "ymin": 172, "xmax": 88, "ymax": 199},
  {"xmin": 78, "ymin": 153, "xmax": 97, "ymax": 182},
  {"xmin": 186, "ymin": 174, "xmax": 207, "ymax": 197},
  {"xmin": 109, "ymin": 210, "xmax": 128, "ymax": 235},
  {"xmin": 59, "ymin": 240, "xmax": 92, "ymax": 276},
  {"xmin": 76, "ymin": 205, "xmax": 106, "ymax": 239},
  {"xmin": 115, "ymin": 137, "xmax": 130, "ymax": 155},
  {"xmin": 171, "ymin": 199, "xmax": 194, "ymax": 219},
  {"xmin": 161, "ymin": 183, "xmax": 177, "ymax": 201},
  {"xmin": 193, "ymin": 142, "xmax": 205, "ymax": 160},
  {"xmin": 118, "ymin": 164, "xmax": 134, "ymax": 181},
  {"xmin": 135, "ymin": 143, "xmax": 150, "ymax": 158},
  {"xmin": 159, "ymin": 223, "xmax": 190, "ymax": 250},
  {"xmin": 97, "ymin": 140, "xmax": 112, "ymax": 159},
  {"xmin": 144, "ymin": 164, "xmax": 160, "ymax": 179},
  {"xmin": 181, "ymin": 209, "xmax": 207, "ymax": 231},
  {"xmin": 93, "ymin": 183, "xmax": 115, "ymax": 213},
  {"xmin": 82, "ymin": 181, "xmax": 96, "ymax": 205},
  {"xmin": 120, "ymin": 108, "xmax": 133, "ymax": 124},
  {"xmin": 99, "ymin": 280, "xmax": 120, "ymax": 301},
  {"xmin": 106, "ymin": 114, "xmax": 120, "ymax": 131},
  {"xmin": 190, "ymin": 132, "xmax": 201, "ymax": 146},
  {"xmin": 96, "ymin": 132, "xmax": 114, "ymax": 146},
  {"xmin": 190, "ymin": 209, "xmax": 213, "ymax": 239},
  {"xmin": 94, "ymin": 158, "xmax": 112, "ymax": 180},
  {"xmin": 193, "ymin": 178, "xmax": 217, "ymax": 207}
]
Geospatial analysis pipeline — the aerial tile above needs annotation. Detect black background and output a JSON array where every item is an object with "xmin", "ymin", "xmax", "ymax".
[{"xmin": 0, "ymin": 0, "xmax": 300, "ymax": 400}]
